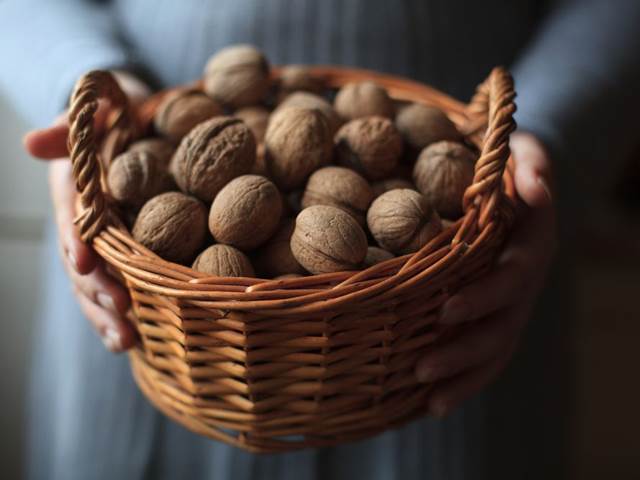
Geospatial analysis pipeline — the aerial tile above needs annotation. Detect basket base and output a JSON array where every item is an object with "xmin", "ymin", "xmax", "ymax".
[{"xmin": 130, "ymin": 350, "xmax": 433, "ymax": 453}]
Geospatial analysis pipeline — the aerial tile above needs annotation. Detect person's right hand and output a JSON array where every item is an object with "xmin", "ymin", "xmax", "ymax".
[{"xmin": 24, "ymin": 72, "xmax": 151, "ymax": 352}]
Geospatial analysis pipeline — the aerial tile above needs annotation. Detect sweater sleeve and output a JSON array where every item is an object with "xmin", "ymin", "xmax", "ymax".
[
  {"xmin": 0, "ymin": 0, "xmax": 138, "ymax": 127},
  {"xmin": 512, "ymin": 0, "xmax": 640, "ymax": 193}
]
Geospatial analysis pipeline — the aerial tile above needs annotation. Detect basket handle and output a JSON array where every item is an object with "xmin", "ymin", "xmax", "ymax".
[
  {"xmin": 67, "ymin": 70, "xmax": 136, "ymax": 242},
  {"xmin": 462, "ymin": 67, "xmax": 516, "ymax": 229}
]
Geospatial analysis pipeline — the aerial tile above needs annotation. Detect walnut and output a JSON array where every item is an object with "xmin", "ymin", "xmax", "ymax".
[
  {"xmin": 208, "ymin": 175, "xmax": 282, "ymax": 250},
  {"xmin": 264, "ymin": 107, "xmax": 332, "ymax": 190},
  {"xmin": 301, "ymin": 166, "xmax": 373, "ymax": 226},
  {"xmin": 371, "ymin": 178, "xmax": 415, "ymax": 198},
  {"xmin": 254, "ymin": 218, "xmax": 305, "ymax": 277},
  {"xmin": 334, "ymin": 81, "xmax": 394, "ymax": 120},
  {"xmin": 277, "ymin": 65, "xmax": 324, "ymax": 100},
  {"xmin": 366, "ymin": 189, "xmax": 442, "ymax": 254},
  {"xmin": 234, "ymin": 106, "xmax": 270, "ymax": 143},
  {"xmin": 276, "ymin": 91, "xmax": 342, "ymax": 135},
  {"xmin": 154, "ymin": 88, "xmax": 223, "ymax": 142},
  {"xmin": 413, "ymin": 141, "xmax": 476, "ymax": 219},
  {"xmin": 234, "ymin": 106, "xmax": 269, "ymax": 176},
  {"xmin": 251, "ymin": 143, "xmax": 267, "ymax": 176},
  {"xmin": 291, "ymin": 205, "xmax": 368, "ymax": 274},
  {"xmin": 127, "ymin": 138, "xmax": 175, "ymax": 169},
  {"xmin": 107, "ymin": 150, "xmax": 174, "ymax": 209},
  {"xmin": 192, "ymin": 244, "xmax": 255, "ymax": 277},
  {"xmin": 203, "ymin": 44, "xmax": 270, "ymax": 108},
  {"xmin": 395, "ymin": 103, "xmax": 461, "ymax": 150},
  {"xmin": 172, "ymin": 116, "xmax": 255, "ymax": 202},
  {"xmin": 132, "ymin": 192, "xmax": 208, "ymax": 264},
  {"xmin": 362, "ymin": 246, "xmax": 395, "ymax": 268},
  {"xmin": 334, "ymin": 116, "xmax": 404, "ymax": 180}
]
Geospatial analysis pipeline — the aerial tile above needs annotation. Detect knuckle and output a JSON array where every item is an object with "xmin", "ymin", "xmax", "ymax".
[{"xmin": 74, "ymin": 277, "xmax": 98, "ymax": 304}]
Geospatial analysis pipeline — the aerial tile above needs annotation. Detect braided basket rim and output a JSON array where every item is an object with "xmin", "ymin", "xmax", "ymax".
[{"xmin": 69, "ymin": 65, "xmax": 516, "ymax": 316}]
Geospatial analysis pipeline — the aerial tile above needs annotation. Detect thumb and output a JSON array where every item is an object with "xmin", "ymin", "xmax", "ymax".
[
  {"xmin": 510, "ymin": 132, "xmax": 554, "ymax": 209},
  {"xmin": 23, "ymin": 98, "xmax": 111, "ymax": 160},
  {"xmin": 23, "ymin": 113, "xmax": 69, "ymax": 159}
]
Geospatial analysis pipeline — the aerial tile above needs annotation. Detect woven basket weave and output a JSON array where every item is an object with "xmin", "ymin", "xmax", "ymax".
[{"xmin": 67, "ymin": 65, "xmax": 517, "ymax": 453}]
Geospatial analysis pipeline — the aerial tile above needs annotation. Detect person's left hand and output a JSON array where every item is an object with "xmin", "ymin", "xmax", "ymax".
[{"xmin": 415, "ymin": 131, "xmax": 557, "ymax": 417}]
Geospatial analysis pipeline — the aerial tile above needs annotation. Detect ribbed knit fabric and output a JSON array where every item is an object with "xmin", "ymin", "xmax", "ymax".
[{"xmin": 1, "ymin": 1, "xmax": 639, "ymax": 479}]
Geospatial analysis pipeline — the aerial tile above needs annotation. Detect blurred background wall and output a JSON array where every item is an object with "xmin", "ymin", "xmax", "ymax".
[
  {"xmin": 0, "ymin": 92, "xmax": 638, "ymax": 479},
  {"xmin": 0, "ymin": 94, "xmax": 48, "ymax": 480}
]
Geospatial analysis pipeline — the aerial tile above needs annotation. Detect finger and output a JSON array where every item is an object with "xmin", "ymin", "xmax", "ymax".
[
  {"xmin": 24, "ymin": 99, "xmax": 110, "ymax": 160},
  {"xmin": 427, "ymin": 345, "xmax": 515, "ymax": 417},
  {"xmin": 24, "ymin": 123, "xmax": 69, "ymax": 159},
  {"xmin": 49, "ymin": 160, "xmax": 97, "ymax": 274},
  {"xmin": 439, "ymin": 240, "xmax": 542, "ymax": 325},
  {"xmin": 64, "ymin": 257, "xmax": 131, "ymax": 316},
  {"xmin": 416, "ymin": 312, "xmax": 521, "ymax": 383},
  {"xmin": 510, "ymin": 133, "xmax": 553, "ymax": 208},
  {"xmin": 75, "ymin": 290, "xmax": 136, "ymax": 352},
  {"xmin": 440, "ymin": 199, "xmax": 555, "ymax": 326}
]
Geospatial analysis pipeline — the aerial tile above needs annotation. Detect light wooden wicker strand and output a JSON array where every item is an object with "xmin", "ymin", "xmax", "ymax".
[{"xmin": 66, "ymin": 66, "xmax": 517, "ymax": 453}]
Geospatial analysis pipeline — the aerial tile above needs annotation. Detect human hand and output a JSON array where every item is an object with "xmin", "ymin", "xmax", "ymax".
[
  {"xmin": 24, "ymin": 71, "xmax": 151, "ymax": 352},
  {"xmin": 415, "ymin": 131, "xmax": 557, "ymax": 416}
]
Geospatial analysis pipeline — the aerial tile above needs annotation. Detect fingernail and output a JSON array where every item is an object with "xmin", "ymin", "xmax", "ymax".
[
  {"xmin": 96, "ymin": 292, "xmax": 117, "ymax": 314},
  {"xmin": 102, "ymin": 327, "xmax": 122, "ymax": 352},
  {"xmin": 537, "ymin": 176, "xmax": 552, "ymax": 203},
  {"xmin": 431, "ymin": 401, "xmax": 449, "ymax": 418},
  {"xmin": 439, "ymin": 297, "xmax": 470, "ymax": 325}
]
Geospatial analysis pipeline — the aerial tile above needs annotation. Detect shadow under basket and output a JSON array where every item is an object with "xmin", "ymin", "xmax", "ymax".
[{"xmin": 67, "ymin": 66, "xmax": 517, "ymax": 453}]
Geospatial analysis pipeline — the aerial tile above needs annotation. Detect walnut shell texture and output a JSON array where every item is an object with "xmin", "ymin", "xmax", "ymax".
[
  {"xmin": 334, "ymin": 81, "xmax": 394, "ymax": 120},
  {"xmin": 371, "ymin": 178, "xmax": 415, "ymax": 198},
  {"xmin": 254, "ymin": 218, "xmax": 305, "ymax": 277},
  {"xmin": 234, "ymin": 106, "xmax": 270, "ymax": 143},
  {"xmin": 366, "ymin": 189, "xmax": 442, "ymax": 255},
  {"xmin": 395, "ymin": 103, "xmax": 462, "ymax": 150},
  {"xmin": 127, "ymin": 138, "xmax": 175, "ymax": 169},
  {"xmin": 264, "ymin": 107, "xmax": 332, "ymax": 191},
  {"xmin": 413, "ymin": 141, "xmax": 476, "ymax": 219},
  {"xmin": 132, "ymin": 192, "xmax": 208, "ymax": 265},
  {"xmin": 277, "ymin": 92, "xmax": 342, "ymax": 135},
  {"xmin": 203, "ymin": 44, "xmax": 270, "ymax": 107},
  {"xmin": 301, "ymin": 166, "xmax": 373, "ymax": 226},
  {"xmin": 154, "ymin": 88, "xmax": 223, "ymax": 142},
  {"xmin": 277, "ymin": 65, "xmax": 325, "ymax": 100},
  {"xmin": 334, "ymin": 116, "xmax": 403, "ymax": 180},
  {"xmin": 363, "ymin": 246, "xmax": 395, "ymax": 268},
  {"xmin": 209, "ymin": 175, "xmax": 282, "ymax": 250},
  {"xmin": 107, "ymin": 150, "xmax": 174, "ymax": 209},
  {"xmin": 192, "ymin": 244, "xmax": 255, "ymax": 277},
  {"xmin": 172, "ymin": 116, "xmax": 256, "ymax": 202},
  {"xmin": 291, "ymin": 205, "xmax": 368, "ymax": 274}
]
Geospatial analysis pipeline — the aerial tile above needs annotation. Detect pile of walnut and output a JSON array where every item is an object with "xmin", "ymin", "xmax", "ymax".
[{"xmin": 108, "ymin": 45, "xmax": 478, "ymax": 279}]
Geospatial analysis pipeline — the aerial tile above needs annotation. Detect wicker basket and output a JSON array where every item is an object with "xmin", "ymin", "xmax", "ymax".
[{"xmin": 67, "ymin": 65, "xmax": 517, "ymax": 453}]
